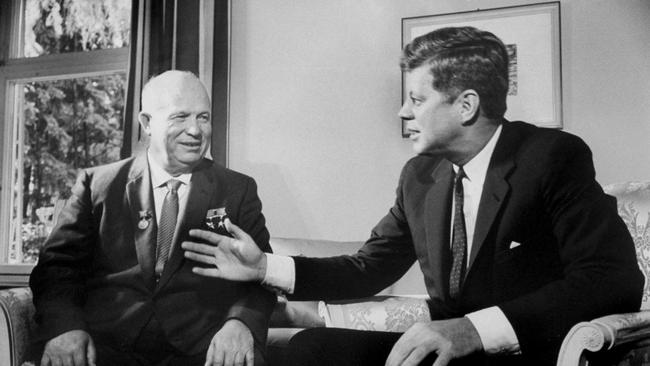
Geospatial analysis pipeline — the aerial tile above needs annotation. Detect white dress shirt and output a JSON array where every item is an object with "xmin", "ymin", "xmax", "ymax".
[{"xmin": 263, "ymin": 124, "xmax": 519, "ymax": 355}]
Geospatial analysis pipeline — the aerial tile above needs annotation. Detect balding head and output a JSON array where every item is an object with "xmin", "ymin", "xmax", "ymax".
[
  {"xmin": 138, "ymin": 70, "xmax": 212, "ymax": 175},
  {"xmin": 141, "ymin": 70, "xmax": 209, "ymax": 113}
]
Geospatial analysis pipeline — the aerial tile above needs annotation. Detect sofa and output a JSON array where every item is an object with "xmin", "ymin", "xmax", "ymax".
[{"xmin": 2, "ymin": 182, "xmax": 650, "ymax": 366}]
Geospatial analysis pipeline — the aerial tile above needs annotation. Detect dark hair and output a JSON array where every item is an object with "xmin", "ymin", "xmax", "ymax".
[{"xmin": 400, "ymin": 26, "xmax": 509, "ymax": 118}]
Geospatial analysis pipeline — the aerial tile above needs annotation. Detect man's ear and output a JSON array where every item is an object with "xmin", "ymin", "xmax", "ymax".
[
  {"xmin": 138, "ymin": 112, "xmax": 152, "ymax": 135},
  {"xmin": 456, "ymin": 90, "xmax": 480, "ymax": 123}
]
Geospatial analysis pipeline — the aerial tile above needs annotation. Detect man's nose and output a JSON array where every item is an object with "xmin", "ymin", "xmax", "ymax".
[
  {"xmin": 398, "ymin": 102, "xmax": 414, "ymax": 120},
  {"xmin": 185, "ymin": 117, "xmax": 201, "ymax": 136}
]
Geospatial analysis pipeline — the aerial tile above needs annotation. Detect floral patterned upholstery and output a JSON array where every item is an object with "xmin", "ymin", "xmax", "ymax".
[
  {"xmin": 605, "ymin": 182, "xmax": 650, "ymax": 309},
  {"xmin": 318, "ymin": 295, "xmax": 430, "ymax": 332},
  {"xmin": 557, "ymin": 182, "xmax": 650, "ymax": 366},
  {"xmin": 0, "ymin": 287, "xmax": 37, "ymax": 366}
]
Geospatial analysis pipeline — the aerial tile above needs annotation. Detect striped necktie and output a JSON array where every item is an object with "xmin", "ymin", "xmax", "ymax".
[{"xmin": 155, "ymin": 179, "xmax": 182, "ymax": 278}]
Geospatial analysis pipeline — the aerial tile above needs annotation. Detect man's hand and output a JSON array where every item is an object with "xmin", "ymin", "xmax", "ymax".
[
  {"xmin": 182, "ymin": 219, "xmax": 267, "ymax": 282},
  {"xmin": 385, "ymin": 317, "xmax": 482, "ymax": 366},
  {"xmin": 41, "ymin": 329, "xmax": 96, "ymax": 366},
  {"xmin": 205, "ymin": 319, "xmax": 255, "ymax": 366}
]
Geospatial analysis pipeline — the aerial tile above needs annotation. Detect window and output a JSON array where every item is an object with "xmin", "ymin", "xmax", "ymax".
[{"xmin": 0, "ymin": 0, "xmax": 131, "ymax": 285}]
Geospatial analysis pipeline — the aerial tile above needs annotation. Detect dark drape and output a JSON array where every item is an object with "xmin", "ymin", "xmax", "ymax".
[{"xmin": 210, "ymin": 0, "xmax": 230, "ymax": 166}]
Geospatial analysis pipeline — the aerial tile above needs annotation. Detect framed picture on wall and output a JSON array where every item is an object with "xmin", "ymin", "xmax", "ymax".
[{"xmin": 401, "ymin": 2, "xmax": 562, "ymax": 137}]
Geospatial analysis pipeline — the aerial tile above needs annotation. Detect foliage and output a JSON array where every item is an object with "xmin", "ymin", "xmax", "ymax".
[{"xmin": 17, "ymin": 0, "xmax": 130, "ymax": 262}]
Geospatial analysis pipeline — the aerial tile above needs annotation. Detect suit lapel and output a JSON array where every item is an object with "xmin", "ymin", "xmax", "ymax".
[
  {"xmin": 424, "ymin": 160, "xmax": 454, "ymax": 299},
  {"xmin": 468, "ymin": 124, "xmax": 516, "ymax": 271},
  {"xmin": 156, "ymin": 160, "xmax": 217, "ymax": 289},
  {"xmin": 126, "ymin": 155, "xmax": 157, "ymax": 288}
]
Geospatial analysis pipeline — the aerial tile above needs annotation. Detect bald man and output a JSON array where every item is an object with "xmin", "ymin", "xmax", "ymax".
[{"xmin": 30, "ymin": 70, "xmax": 275, "ymax": 366}]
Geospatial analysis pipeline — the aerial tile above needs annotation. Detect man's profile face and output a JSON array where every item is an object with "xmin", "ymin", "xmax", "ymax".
[
  {"xmin": 140, "ymin": 74, "xmax": 212, "ymax": 175},
  {"xmin": 399, "ymin": 65, "xmax": 463, "ymax": 155}
]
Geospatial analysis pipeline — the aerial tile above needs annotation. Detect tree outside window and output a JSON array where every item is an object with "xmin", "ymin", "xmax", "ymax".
[{"xmin": 1, "ymin": 0, "xmax": 131, "ymax": 265}]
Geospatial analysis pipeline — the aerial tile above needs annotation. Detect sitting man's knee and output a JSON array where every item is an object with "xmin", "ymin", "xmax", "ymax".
[{"xmin": 286, "ymin": 328, "xmax": 330, "ymax": 365}]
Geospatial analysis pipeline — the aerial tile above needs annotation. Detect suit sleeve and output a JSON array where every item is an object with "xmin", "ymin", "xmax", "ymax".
[
  {"xmin": 224, "ymin": 177, "xmax": 277, "ymax": 346},
  {"xmin": 29, "ymin": 170, "xmax": 95, "ymax": 341},
  {"xmin": 498, "ymin": 135, "xmax": 644, "ymax": 359},
  {"xmin": 290, "ymin": 162, "xmax": 418, "ymax": 301}
]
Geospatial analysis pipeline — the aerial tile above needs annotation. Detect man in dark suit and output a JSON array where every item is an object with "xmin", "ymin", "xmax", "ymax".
[
  {"xmin": 181, "ymin": 27, "xmax": 643, "ymax": 366},
  {"xmin": 30, "ymin": 70, "xmax": 276, "ymax": 366}
]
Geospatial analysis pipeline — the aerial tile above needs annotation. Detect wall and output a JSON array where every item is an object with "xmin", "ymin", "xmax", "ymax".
[{"xmin": 229, "ymin": 0, "xmax": 650, "ymax": 241}]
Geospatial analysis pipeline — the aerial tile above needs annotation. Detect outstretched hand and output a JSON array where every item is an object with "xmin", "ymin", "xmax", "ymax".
[{"xmin": 182, "ymin": 219, "xmax": 267, "ymax": 282}]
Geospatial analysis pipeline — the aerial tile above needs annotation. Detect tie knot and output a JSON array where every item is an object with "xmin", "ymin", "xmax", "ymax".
[
  {"xmin": 455, "ymin": 166, "xmax": 466, "ymax": 181},
  {"xmin": 166, "ymin": 179, "xmax": 182, "ymax": 193}
]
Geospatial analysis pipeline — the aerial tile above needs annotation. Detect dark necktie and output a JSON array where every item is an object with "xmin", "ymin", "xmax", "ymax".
[
  {"xmin": 155, "ymin": 179, "xmax": 182, "ymax": 277},
  {"xmin": 449, "ymin": 167, "xmax": 467, "ymax": 300}
]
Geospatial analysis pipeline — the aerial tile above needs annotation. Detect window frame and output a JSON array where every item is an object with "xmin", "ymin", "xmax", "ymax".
[{"xmin": 0, "ymin": 0, "xmax": 130, "ymax": 286}]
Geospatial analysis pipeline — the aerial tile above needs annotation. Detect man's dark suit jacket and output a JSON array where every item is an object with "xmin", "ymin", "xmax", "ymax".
[
  {"xmin": 30, "ymin": 155, "xmax": 276, "ymax": 355},
  {"xmin": 289, "ymin": 121, "xmax": 643, "ymax": 365}
]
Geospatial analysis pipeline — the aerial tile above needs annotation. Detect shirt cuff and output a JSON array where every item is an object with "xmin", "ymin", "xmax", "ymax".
[
  {"xmin": 465, "ymin": 306, "xmax": 520, "ymax": 355},
  {"xmin": 262, "ymin": 253, "xmax": 296, "ymax": 294}
]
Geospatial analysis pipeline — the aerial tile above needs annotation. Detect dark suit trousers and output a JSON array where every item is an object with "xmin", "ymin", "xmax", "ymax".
[
  {"xmin": 92, "ymin": 315, "xmax": 266, "ymax": 366},
  {"xmin": 286, "ymin": 328, "xmax": 527, "ymax": 366},
  {"xmin": 286, "ymin": 328, "xmax": 438, "ymax": 366},
  {"xmin": 30, "ymin": 315, "xmax": 265, "ymax": 366}
]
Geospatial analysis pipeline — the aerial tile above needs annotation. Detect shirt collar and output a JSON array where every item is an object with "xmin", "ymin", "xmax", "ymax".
[
  {"xmin": 147, "ymin": 151, "xmax": 192, "ymax": 188},
  {"xmin": 453, "ymin": 123, "xmax": 503, "ymax": 184}
]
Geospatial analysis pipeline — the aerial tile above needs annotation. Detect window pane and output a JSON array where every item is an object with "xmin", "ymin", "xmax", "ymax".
[
  {"xmin": 8, "ymin": 73, "xmax": 126, "ymax": 264},
  {"xmin": 22, "ymin": 0, "xmax": 131, "ymax": 58}
]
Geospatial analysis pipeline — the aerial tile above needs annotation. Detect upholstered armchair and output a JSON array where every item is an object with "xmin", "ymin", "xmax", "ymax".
[{"xmin": 556, "ymin": 182, "xmax": 650, "ymax": 366}]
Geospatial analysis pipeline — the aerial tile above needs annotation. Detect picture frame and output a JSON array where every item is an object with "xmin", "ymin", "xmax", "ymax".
[{"xmin": 401, "ymin": 2, "xmax": 562, "ymax": 137}]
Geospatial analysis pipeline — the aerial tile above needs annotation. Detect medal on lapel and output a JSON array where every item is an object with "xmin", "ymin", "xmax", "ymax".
[
  {"xmin": 206, "ymin": 207, "xmax": 230, "ymax": 236},
  {"xmin": 138, "ymin": 210, "xmax": 152, "ymax": 230}
]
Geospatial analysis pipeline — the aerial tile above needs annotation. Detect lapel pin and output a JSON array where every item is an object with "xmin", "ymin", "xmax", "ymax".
[{"xmin": 138, "ymin": 210, "xmax": 152, "ymax": 230}]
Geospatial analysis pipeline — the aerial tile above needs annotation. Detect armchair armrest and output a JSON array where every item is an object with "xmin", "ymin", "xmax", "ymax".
[
  {"xmin": 318, "ymin": 295, "xmax": 430, "ymax": 332},
  {"xmin": 557, "ymin": 311, "xmax": 650, "ymax": 366},
  {"xmin": 0, "ymin": 287, "xmax": 36, "ymax": 366}
]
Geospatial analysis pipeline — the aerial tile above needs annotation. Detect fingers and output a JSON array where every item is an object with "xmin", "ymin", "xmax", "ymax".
[
  {"xmin": 183, "ymin": 245, "xmax": 217, "ymax": 264},
  {"xmin": 87, "ymin": 336, "xmax": 97, "ymax": 366},
  {"xmin": 191, "ymin": 267, "xmax": 222, "ymax": 277},
  {"xmin": 224, "ymin": 219, "xmax": 250, "ymax": 241},
  {"xmin": 52, "ymin": 356, "xmax": 65, "ymax": 366},
  {"xmin": 205, "ymin": 342, "xmax": 215, "ymax": 366},
  {"xmin": 61, "ymin": 355, "xmax": 73, "ymax": 366},
  {"xmin": 245, "ymin": 349, "xmax": 254, "ymax": 366},
  {"xmin": 41, "ymin": 354, "xmax": 52, "ymax": 366},
  {"xmin": 401, "ymin": 348, "xmax": 432, "ymax": 366},
  {"xmin": 72, "ymin": 349, "xmax": 86, "ymax": 366},
  {"xmin": 432, "ymin": 351, "xmax": 453, "ymax": 366},
  {"xmin": 223, "ymin": 348, "xmax": 235, "ymax": 366},
  {"xmin": 188, "ymin": 229, "xmax": 228, "ymax": 245},
  {"xmin": 233, "ymin": 351, "xmax": 246, "ymax": 366},
  {"xmin": 386, "ymin": 333, "xmax": 412, "ymax": 366},
  {"xmin": 212, "ymin": 348, "xmax": 225, "ymax": 366}
]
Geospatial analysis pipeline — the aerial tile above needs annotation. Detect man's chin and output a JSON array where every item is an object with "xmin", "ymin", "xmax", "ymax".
[{"xmin": 167, "ymin": 156, "xmax": 204, "ymax": 174}]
